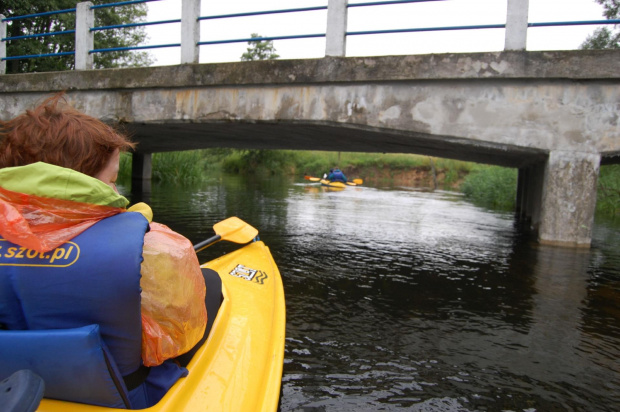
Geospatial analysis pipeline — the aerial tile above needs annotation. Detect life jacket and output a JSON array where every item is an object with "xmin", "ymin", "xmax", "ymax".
[
  {"xmin": 329, "ymin": 169, "xmax": 347, "ymax": 182},
  {"xmin": 0, "ymin": 212, "xmax": 186, "ymax": 409}
]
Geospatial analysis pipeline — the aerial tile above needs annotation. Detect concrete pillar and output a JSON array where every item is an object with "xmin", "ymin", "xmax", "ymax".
[
  {"xmin": 505, "ymin": 0, "xmax": 529, "ymax": 51},
  {"xmin": 131, "ymin": 152, "xmax": 152, "ymax": 193},
  {"xmin": 516, "ymin": 167, "xmax": 527, "ymax": 218},
  {"xmin": 519, "ymin": 162, "xmax": 545, "ymax": 227},
  {"xmin": 1, "ymin": 15, "xmax": 6, "ymax": 74},
  {"xmin": 325, "ymin": 0, "xmax": 348, "ymax": 57},
  {"xmin": 538, "ymin": 151, "xmax": 600, "ymax": 247},
  {"xmin": 75, "ymin": 2, "xmax": 94, "ymax": 70},
  {"xmin": 181, "ymin": 0, "xmax": 200, "ymax": 64}
]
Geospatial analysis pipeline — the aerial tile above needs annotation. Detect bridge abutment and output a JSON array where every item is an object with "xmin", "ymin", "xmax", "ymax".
[{"xmin": 537, "ymin": 151, "xmax": 600, "ymax": 248}]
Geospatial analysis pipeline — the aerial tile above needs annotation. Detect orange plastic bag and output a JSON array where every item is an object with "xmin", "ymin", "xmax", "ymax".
[
  {"xmin": 0, "ymin": 186, "xmax": 121, "ymax": 253},
  {"xmin": 140, "ymin": 222, "xmax": 207, "ymax": 367}
]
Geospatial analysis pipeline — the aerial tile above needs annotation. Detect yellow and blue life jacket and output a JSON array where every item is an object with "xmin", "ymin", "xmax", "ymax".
[{"xmin": 0, "ymin": 212, "xmax": 186, "ymax": 409}]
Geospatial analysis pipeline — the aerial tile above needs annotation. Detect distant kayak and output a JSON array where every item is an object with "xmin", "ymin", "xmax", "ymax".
[
  {"xmin": 320, "ymin": 179, "xmax": 347, "ymax": 188},
  {"xmin": 304, "ymin": 175, "xmax": 364, "ymax": 187}
]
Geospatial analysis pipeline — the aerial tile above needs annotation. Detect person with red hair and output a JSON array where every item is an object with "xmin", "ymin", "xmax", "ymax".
[{"xmin": 0, "ymin": 94, "xmax": 207, "ymax": 408}]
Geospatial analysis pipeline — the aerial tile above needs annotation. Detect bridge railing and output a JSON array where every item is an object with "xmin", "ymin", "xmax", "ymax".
[{"xmin": 1, "ymin": 0, "xmax": 618, "ymax": 74}]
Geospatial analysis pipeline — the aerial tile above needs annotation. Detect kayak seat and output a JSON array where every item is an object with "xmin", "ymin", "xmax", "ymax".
[
  {"xmin": 176, "ymin": 267, "xmax": 223, "ymax": 367},
  {"xmin": 0, "ymin": 369, "xmax": 45, "ymax": 412},
  {"xmin": 0, "ymin": 324, "xmax": 132, "ymax": 408}
]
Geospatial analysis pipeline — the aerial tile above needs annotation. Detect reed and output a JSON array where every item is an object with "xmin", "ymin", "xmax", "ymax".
[
  {"xmin": 597, "ymin": 164, "xmax": 620, "ymax": 215},
  {"xmin": 119, "ymin": 150, "xmax": 215, "ymax": 184},
  {"xmin": 460, "ymin": 165, "xmax": 518, "ymax": 210}
]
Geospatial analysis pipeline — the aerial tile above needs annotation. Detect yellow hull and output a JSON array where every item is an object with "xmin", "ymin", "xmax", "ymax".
[
  {"xmin": 37, "ymin": 241, "xmax": 286, "ymax": 411},
  {"xmin": 320, "ymin": 179, "xmax": 347, "ymax": 188}
]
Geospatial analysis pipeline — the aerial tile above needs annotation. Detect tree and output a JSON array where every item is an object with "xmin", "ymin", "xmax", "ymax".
[
  {"xmin": 581, "ymin": 0, "xmax": 620, "ymax": 49},
  {"xmin": 238, "ymin": 34, "xmax": 280, "ymax": 173},
  {"xmin": 240, "ymin": 33, "xmax": 280, "ymax": 61},
  {"xmin": 2, "ymin": 0, "xmax": 152, "ymax": 73}
]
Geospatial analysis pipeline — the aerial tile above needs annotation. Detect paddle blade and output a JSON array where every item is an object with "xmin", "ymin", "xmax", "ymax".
[
  {"xmin": 304, "ymin": 175, "xmax": 321, "ymax": 182},
  {"xmin": 346, "ymin": 181, "xmax": 357, "ymax": 186},
  {"xmin": 213, "ymin": 217, "xmax": 258, "ymax": 244},
  {"xmin": 352, "ymin": 178, "xmax": 363, "ymax": 185}
]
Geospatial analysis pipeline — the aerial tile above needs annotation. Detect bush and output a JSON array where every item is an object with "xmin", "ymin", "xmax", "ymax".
[
  {"xmin": 118, "ymin": 150, "xmax": 210, "ymax": 184},
  {"xmin": 597, "ymin": 164, "xmax": 620, "ymax": 215},
  {"xmin": 460, "ymin": 166, "xmax": 518, "ymax": 210}
]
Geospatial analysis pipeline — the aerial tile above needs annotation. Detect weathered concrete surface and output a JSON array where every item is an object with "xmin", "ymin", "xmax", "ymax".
[
  {"xmin": 1, "ymin": 51, "xmax": 618, "ymax": 165},
  {"xmin": 539, "ymin": 151, "xmax": 601, "ymax": 247},
  {"xmin": 1, "ymin": 50, "xmax": 619, "ymax": 247}
]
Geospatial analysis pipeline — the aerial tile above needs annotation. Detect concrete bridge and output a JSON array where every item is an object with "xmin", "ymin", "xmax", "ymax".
[{"xmin": 1, "ymin": 49, "xmax": 619, "ymax": 247}]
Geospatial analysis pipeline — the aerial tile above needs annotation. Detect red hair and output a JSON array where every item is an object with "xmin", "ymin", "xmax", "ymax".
[{"xmin": 0, "ymin": 93, "xmax": 135, "ymax": 177}]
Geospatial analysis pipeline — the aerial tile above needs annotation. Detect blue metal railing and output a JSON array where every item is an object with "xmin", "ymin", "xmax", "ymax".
[
  {"xmin": 1, "ymin": 0, "xmax": 618, "ymax": 71},
  {"xmin": 1, "ymin": 8, "xmax": 76, "ymax": 21},
  {"xmin": 529, "ymin": 19, "xmax": 620, "ymax": 28},
  {"xmin": 198, "ymin": 6, "xmax": 329, "ymax": 21},
  {"xmin": 90, "ymin": 0, "xmax": 159, "ymax": 9},
  {"xmin": 1, "ymin": 7, "xmax": 78, "ymax": 61}
]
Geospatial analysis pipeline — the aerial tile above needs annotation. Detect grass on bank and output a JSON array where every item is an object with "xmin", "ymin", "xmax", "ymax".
[
  {"xmin": 597, "ymin": 164, "xmax": 620, "ymax": 215},
  {"xmin": 119, "ymin": 150, "xmax": 227, "ymax": 184},
  {"xmin": 119, "ymin": 149, "xmax": 620, "ymax": 217},
  {"xmin": 460, "ymin": 166, "xmax": 518, "ymax": 210}
]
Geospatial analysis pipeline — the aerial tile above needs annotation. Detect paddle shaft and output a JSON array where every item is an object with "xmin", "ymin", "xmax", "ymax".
[{"xmin": 194, "ymin": 234, "xmax": 221, "ymax": 253}]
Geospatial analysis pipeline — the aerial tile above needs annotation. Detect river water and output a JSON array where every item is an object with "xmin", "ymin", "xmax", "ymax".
[{"xmin": 123, "ymin": 174, "xmax": 620, "ymax": 412}]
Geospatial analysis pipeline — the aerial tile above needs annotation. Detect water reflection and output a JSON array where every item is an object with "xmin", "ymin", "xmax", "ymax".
[{"xmin": 121, "ymin": 175, "xmax": 620, "ymax": 411}]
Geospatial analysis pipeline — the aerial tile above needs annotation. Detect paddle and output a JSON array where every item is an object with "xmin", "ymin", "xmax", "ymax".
[{"xmin": 193, "ymin": 216, "xmax": 258, "ymax": 253}]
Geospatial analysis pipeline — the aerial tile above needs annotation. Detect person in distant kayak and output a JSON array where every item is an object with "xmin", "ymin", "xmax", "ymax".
[
  {"xmin": 327, "ymin": 167, "xmax": 347, "ymax": 183},
  {"xmin": 0, "ymin": 93, "xmax": 207, "ymax": 407}
]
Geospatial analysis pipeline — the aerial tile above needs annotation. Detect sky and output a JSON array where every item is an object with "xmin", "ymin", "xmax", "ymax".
[{"xmin": 143, "ymin": 0, "xmax": 608, "ymax": 66}]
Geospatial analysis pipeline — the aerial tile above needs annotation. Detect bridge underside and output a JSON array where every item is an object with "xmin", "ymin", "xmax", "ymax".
[{"xmin": 126, "ymin": 121, "xmax": 547, "ymax": 169}]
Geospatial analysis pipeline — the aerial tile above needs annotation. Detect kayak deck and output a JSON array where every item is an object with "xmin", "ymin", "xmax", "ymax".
[{"xmin": 37, "ymin": 240, "xmax": 286, "ymax": 411}]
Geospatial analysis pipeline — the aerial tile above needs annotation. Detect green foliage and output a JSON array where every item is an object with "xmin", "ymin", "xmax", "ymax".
[
  {"xmin": 151, "ymin": 151, "xmax": 210, "ymax": 183},
  {"xmin": 597, "ymin": 164, "xmax": 620, "ymax": 215},
  {"xmin": 240, "ymin": 33, "xmax": 280, "ymax": 61},
  {"xmin": 581, "ymin": 0, "xmax": 620, "ymax": 49},
  {"xmin": 2, "ymin": 0, "xmax": 152, "ymax": 73},
  {"xmin": 119, "ymin": 151, "xmax": 211, "ymax": 184},
  {"xmin": 460, "ymin": 166, "xmax": 518, "ymax": 210},
  {"xmin": 119, "ymin": 151, "xmax": 132, "ymax": 182},
  {"xmin": 294, "ymin": 151, "xmax": 431, "ymax": 177},
  {"xmin": 581, "ymin": 27, "xmax": 620, "ymax": 49},
  {"xmin": 221, "ymin": 149, "xmax": 296, "ymax": 175}
]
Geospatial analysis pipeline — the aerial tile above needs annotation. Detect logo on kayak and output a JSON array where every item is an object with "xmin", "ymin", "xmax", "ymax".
[{"xmin": 229, "ymin": 264, "xmax": 268, "ymax": 284}]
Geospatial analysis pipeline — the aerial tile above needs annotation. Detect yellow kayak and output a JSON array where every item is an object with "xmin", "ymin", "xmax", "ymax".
[
  {"xmin": 36, "ymin": 240, "xmax": 286, "ymax": 411},
  {"xmin": 320, "ymin": 179, "xmax": 347, "ymax": 188}
]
